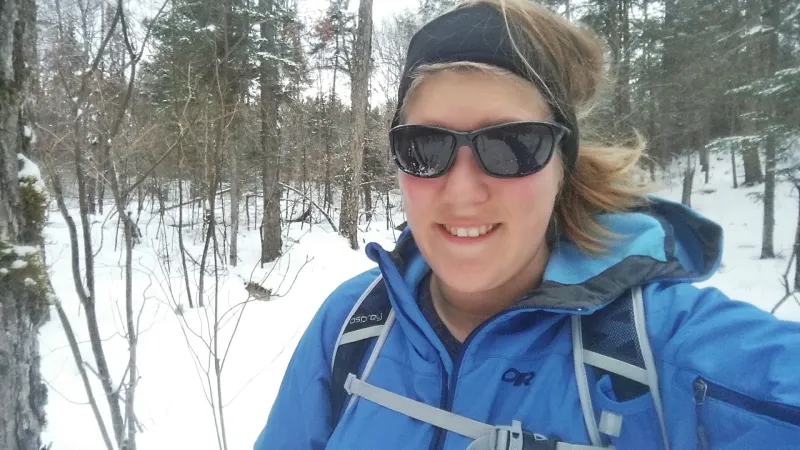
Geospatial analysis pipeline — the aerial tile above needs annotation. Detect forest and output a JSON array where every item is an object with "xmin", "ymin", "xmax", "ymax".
[{"xmin": 1, "ymin": 0, "xmax": 798, "ymax": 449}]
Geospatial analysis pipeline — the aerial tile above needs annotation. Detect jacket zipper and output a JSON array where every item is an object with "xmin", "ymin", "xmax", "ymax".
[
  {"xmin": 428, "ymin": 333, "xmax": 475, "ymax": 450},
  {"xmin": 428, "ymin": 359, "xmax": 449, "ymax": 450},
  {"xmin": 692, "ymin": 378, "xmax": 710, "ymax": 450},
  {"xmin": 428, "ymin": 308, "xmax": 526, "ymax": 450},
  {"xmin": 693, "ymin": 376, "xmax": 800, "ymax": 440}
]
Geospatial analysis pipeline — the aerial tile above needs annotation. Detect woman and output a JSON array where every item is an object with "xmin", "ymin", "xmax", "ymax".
[{"xmin": 255, "ymin": 1, "xmax": 800, "ymax": 449}]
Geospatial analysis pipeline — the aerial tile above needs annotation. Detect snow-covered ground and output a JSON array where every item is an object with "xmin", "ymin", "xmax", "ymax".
[{"xmin": 39, "ymin": 161, "xmax": 799, "ymax": 449}]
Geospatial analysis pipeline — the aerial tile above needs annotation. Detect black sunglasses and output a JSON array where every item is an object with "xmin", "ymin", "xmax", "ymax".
[{"xmin": 389, "ymin": 121, "xmax": 569, "ymax": 178}]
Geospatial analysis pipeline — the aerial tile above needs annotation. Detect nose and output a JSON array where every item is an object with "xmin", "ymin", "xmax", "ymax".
[{"xmin": 440, "ymin": 146, "xmax": 490, "ymax": 205}]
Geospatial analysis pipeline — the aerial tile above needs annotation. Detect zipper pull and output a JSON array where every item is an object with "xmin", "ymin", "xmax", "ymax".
[
  {"xmin": 693, "ymin": 378, "xmax": 707, "ymax": 405},
  {"xmin": 693, "ymin": 378, "xmax": 710, "ymax": 450}
]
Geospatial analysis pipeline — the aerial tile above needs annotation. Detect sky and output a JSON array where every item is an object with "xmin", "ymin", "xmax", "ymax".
[{"xmin": 299, "ymin": 0, "xmax": 418, "ymax": 26}]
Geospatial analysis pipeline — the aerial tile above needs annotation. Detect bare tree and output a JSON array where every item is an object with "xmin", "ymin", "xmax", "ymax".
[
  {"xmin": 38, "ymin": 0, "xmax": 168, "ymax": 447},
  {"xmin": 339, "ymin": 0, "xmax": 373, "ymax": 249}
]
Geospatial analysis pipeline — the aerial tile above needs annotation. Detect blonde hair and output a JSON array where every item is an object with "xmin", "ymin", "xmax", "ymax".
[{"xmin": 400, "ymin": 0, "xmax": 653, "ymax": 254}]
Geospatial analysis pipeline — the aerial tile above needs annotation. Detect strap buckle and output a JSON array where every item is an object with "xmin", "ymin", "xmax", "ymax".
[
  {"xmin": 491, "ymin": 420, "xmax": 524, "ymax": 450},
  {"xmin": 522, "ymin": 431, "xmax": 559, "ymax": 450},
  {"xmin": 466, "ymin": 421, "xmax": 560, "ymax": 450}
]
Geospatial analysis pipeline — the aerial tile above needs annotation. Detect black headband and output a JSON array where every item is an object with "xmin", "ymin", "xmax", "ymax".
[{"xmin": 392, "ymin": 3, "xmax": 579, "ymax": 171}]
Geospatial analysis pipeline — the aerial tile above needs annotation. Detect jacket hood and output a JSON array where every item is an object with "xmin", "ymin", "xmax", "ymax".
[{"xmin": 365, "ymin": 197, "xmax": 723, "ymax": 314}]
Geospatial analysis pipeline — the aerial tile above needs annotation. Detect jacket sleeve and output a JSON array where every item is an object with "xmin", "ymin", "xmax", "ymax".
[
  {"xmin": 646, "ymin": 282, "xmax": 800, "ymax": 448},
  {"xmin": 253, "ymin": 270, "xmax": 376, "ymax": 450}
]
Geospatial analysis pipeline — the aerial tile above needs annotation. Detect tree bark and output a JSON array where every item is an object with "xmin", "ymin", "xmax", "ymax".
[
  {"xmin": 760, "ymin": 0, "xmax": 780, "ymax": 259},
  {"xmin": 761, "ymin": 131, "xmax": 775, "ymax": 258},
  {"xmin": 610, "ymin": 0, "xmax": 631, "ymax": 135},
  {"xmin": 259, "ymin": 0, "xmax": 282, "ymax": 263},
  {"xmin": 681, "ymin": 153, "xmax": 694, "ymax": 208},
  {"xmin": 222, "ymin": 0, "xmax": 240, "ymax": 267},
  {"xmin": 794, "ymin": 183, "xmax": 800, "ymax": 291},
  {"xmin": 0, "ymin": 0, "xmax": 49, "ymax": 447},
  {"xmin": 741, "ymin": 0, "xmax": 764, "ymax": 186},
  {"xmin": 339, "ymin": 0, "xmax": 373, "ymax": 249}
]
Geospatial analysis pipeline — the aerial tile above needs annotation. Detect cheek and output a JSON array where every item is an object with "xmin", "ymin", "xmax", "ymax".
[
  {"xmin": 399, "ymin": 173, "xmax": 441, "ymax": 215},
  {"xmin": 499, "ymin": 169, "xmax": 561, "ymax": 218}
]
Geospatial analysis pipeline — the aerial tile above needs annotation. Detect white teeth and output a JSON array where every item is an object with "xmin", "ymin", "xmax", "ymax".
[{"xmin": 444, "ymin": 224, "xmax": 495, "ymax": 238}]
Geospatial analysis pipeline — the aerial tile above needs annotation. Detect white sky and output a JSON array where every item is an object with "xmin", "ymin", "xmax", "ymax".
[{"xmin": 299, "ymin": 0, "xmax": 417, "ymax": 26}]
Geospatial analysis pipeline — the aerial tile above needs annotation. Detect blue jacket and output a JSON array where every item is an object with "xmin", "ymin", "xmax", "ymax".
[{"xmin": 255, "ymin": 199, "xmax": 800, "ymax": 449}]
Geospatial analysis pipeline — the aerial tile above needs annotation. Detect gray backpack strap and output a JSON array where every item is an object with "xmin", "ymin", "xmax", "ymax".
[
  {"xmin": 345, "ymin": 374, "xmax": 606, "ymax": 450},
  {"xmin": 572, "ymin": 286, "xmax": 670, "ymax": 450},
  {"xmin": 330, "ymin": 275, "xmax": 394, "ymax": 423}
]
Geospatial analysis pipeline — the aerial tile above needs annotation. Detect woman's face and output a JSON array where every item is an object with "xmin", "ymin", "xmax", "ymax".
[{"xmin": 399, "ymin": 70, "xmax": 562, "ymax": 301}]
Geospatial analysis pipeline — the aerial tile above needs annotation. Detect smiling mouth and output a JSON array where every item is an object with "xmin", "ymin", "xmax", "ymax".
[{"xmin": 442, "ymin": 223, "xmax": 499, "ymax": 238}]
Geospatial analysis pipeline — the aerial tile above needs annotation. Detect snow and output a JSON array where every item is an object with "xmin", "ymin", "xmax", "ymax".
[
  {"xmin": 742, "ymin": 25, "xmax": 772, "ymax": 37},
  {"xmin": 776, "ymin": 66, "xmax": 800, "ymax": 77},
  {"xmin": 17, "ymin": 153, "xmax": 47, "ymax": 194},
  {"xmin": 257, "ymin": 52, "xmax": 299, "ymax": 67},
  {"xmin": 39, "ymin": 157, "xmax": 799, "ymax": 449},
  {"xmin": 14, "ymin": 246, "xmax": 39, "ymax": 257},
  {"xmin": 23, "ymin": 125, "xmax": 32, "ymax": 138},
  {"xmin": 11, "ymin": 260, "xmax": 29, "ymax": 269},
  {"xmin": 24, "ymin": 277, "xmax": 37, "ymax": 287},
  {"xmin": 758, "ymin": 83, "xmax": 787, "ymax": 96},
  {"xmin": 0, "ymin": 268, "xmax": 8, "ymax": 275}
]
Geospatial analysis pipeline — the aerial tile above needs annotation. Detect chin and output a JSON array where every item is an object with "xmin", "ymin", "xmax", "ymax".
[{"xmin": 433, "ymin": 261, "xmax": 503, "ymax": 294}]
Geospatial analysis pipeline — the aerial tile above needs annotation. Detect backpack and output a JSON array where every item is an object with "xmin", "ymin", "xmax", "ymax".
[{"xmin": 329, "ymin": 275, "xmax": 670, "ymax": 450}]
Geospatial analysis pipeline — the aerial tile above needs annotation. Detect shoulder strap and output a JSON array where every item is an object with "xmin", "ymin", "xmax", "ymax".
[
  {"xmin": 330, "ymin": 275, "xmax": 394, "ymax": 424},
  {"xmin": 572, "ymin": 286, "xmax": 670, "ymax": 450}
]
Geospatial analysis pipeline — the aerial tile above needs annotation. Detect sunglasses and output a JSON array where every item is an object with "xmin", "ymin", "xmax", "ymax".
[{"xmin": 389, "ymin": 121, "xmax": 570, "ymax": 178}]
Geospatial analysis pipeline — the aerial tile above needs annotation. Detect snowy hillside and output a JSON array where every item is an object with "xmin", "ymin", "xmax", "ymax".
[{"xmin": 39, "ymin": 162, "xmax": 799, "ymax": 449}]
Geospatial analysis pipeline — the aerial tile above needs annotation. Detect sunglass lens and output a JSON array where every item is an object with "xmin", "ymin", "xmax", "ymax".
[
  {"xmin": 474, "ymin": 123, "xmax": 556, "ymax": 176},
  {"xmin": 391, "ymin": 127, "xmax": 455, "ymax": 177}
]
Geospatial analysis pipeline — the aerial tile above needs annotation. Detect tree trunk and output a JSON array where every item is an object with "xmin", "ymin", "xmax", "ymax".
[
  {"xmin": 613, "ymin": 0, "xmax": 631, "ymax": 135},
  {"xmin": 760, "ymin": 0, "xmax": 779, "ymax": 260},
  {"xmin": 364, "ymin": 178, "xmax": 373, "ymax": 224},
  {"xmin": 259, "ymin": 0, "xmax": 282, "ymax": 263},
  {"xmin": 659, "ymin": 0, "xmax": 681, "ymax": 164},
  {"xmin": 741, "ymin": 141, "xmax": 763, "ymax": 186},
  {"xmin": 0, "ymin": 0, "xmax": 49, "ymax": 446},
  {"xmin": 741, "ymin": 0, "xmax": 764, "ymax": 186},
  {"xmin": 225, "ymin": 9, "xmax": 240, "ymax": 267},
  {"xmin": 761, "ymin": 132, "xmax": 775, "ymax": 258},
  {"xmin": 324, "ymin": 89, "xmax": 336, "ymax": 214},
  {"xmin": 794, "ymin": 183, "xmax": 800, "ymax": 291},
  {"xmin": 87, "ymin": 170, "xmax": 97, "ymax": 214},
  {"xmin": 681, "ymin": 154, "xmax": 694, "ymax": 208},
  {"xmin": 339, "ymin": 0, "xmax": 373, "ymax": 250},
  {"xmin": 730, "ymin": 147, "xmax": 738, "ymax": 189},
  {"xmin": 700, "ymin": 145, "xmax": 709, "ymax": 184}
]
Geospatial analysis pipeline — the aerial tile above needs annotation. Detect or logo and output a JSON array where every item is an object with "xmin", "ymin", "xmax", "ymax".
[{"xmin": 502, "ymin": 368, "xmax": 535, "ymax": 387}]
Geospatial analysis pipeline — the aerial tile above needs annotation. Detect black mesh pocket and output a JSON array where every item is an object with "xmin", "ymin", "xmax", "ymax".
[{"xmin": 582, "ymin": 290, "xmax": 649, "ymax": 400}]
